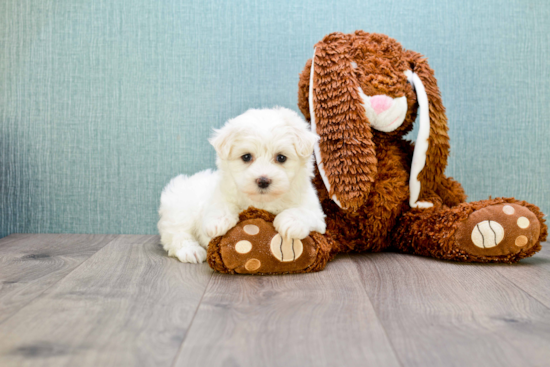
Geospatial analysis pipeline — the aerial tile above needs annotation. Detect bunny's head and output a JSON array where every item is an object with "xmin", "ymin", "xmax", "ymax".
[{"xmin": 298, "ymin": 31, "xmax": 450, "ymax": 211}]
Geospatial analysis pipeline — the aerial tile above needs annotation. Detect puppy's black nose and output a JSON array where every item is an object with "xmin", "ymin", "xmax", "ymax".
[{"xmin": 256, "ymin": 176, "xmax": 271, "ymax": 189}]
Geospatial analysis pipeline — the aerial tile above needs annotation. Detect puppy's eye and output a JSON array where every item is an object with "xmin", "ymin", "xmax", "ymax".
[
  {"xmin": 276, "ymin": 154, "xmax": 287, "ymax": 163},
  {"xmin": 241, "ymin": 153, "xmax": 252, "ymax": 162}
]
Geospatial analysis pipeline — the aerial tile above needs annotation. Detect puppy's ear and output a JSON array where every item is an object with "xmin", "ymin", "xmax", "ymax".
[
  {"xmin": 208, "ymin": 124, "xmax": 236, "ymax": 160},
  {"xmin": 292, "ymin": 126, "xmax": 318, "ymax": 159},
  {"xmin": 277, "ymin": 108, "xmax": 319, "ymax": 158}
]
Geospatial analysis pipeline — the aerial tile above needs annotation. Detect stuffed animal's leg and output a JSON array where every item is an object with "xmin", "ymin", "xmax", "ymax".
[{"xmin": 392, "ymin": 198, "xmax": 547, "ymax": 263}]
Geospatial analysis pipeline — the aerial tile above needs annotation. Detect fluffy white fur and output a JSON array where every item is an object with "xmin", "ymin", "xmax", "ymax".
[{"xmin": 157, "ymin": 107, "xmax": 326, "ymax": 263}]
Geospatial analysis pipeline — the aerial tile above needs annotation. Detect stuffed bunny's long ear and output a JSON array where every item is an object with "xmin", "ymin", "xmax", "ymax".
[
  {"xmin": 308, "ymin": 39, "xmax": 378, "ymax": 211},
  {"xmin": 308, "ymin": 50, "xmax": 341, "ymax": 207},
  {"xmin": 405, "ymin": 53, "xmax": 450, "ymax": 208}
]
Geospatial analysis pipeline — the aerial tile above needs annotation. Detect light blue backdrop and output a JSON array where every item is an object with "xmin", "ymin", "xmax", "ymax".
[{"xmin": 1, "ymin": 0, "xmax": 549, "ymax": 238}]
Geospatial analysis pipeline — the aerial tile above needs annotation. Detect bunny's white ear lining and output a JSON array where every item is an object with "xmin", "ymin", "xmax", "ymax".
[
  {"xmin": 405, "ymin": 70, "xmax": 433, "ymax": 209},
  {"xmin": 308, "ymin": 56, "xmax": 432, "ymax": 210}
]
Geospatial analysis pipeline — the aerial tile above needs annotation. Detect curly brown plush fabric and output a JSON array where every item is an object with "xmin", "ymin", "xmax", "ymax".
[{"xmin": 296, "ymin": 31, "xmax": 547, "ymax": 264}]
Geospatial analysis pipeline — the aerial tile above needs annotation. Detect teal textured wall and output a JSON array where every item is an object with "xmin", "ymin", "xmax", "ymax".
[{"xmin": 1, "ymin": 0, "xmax": 549, "ymax": 237}]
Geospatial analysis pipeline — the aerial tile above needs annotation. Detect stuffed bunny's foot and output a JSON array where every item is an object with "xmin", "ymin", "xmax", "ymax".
[
  {"xmin": 455, "ymin": 204, "xmax": 541, "ymax": 262},
  {"xmin": 207, "ymin": 208, "xmax": 334, "ymax": 275}
]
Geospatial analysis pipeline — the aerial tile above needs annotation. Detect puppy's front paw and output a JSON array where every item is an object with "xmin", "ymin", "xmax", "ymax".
[
  {"xmin": 314, "ymin": 219, "xmax": 327, "ymax": 235},
  {"xmin": 175, "ymin": 245, "xmax": 207, "ymax": 264},
  {"xmin": 274, "ymin": 210, "xmax": 310, "ymax": 240},
  {"xmin": 204, "ymin": 214, "xmax": 239, "ymax": 238}
]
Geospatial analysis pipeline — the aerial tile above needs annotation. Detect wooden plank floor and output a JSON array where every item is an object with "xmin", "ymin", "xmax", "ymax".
[{"xmin": 0, "ymin": 234, "xmax": 549, "ymax": 367}]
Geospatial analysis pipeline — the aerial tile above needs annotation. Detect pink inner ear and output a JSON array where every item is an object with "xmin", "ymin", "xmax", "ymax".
[{"xmin": 370, "ymin": 95, "xmax": 393, "ymax": 114}]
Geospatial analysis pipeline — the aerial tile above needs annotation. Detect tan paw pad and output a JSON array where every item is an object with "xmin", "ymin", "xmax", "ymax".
[
  {"xmin": 516, "ymin": 235, "xmax": 529, "ymax": 247},
  {"xmin": 245, "ymin": 258, "xmax": 261, "ymax": 271},
  {"xmin": 243, "ymin": 224, "xmax": 260, "ymax": 235},
  {"xmin": 471, "ymin": 220, "xmax": 504, "ymax": 248},
  {"xmin": 270, "ymin": 234, "xmax": 303, "ymax": 262},
  {"xmin": 515, "ymin": 235, "xmax": 529, "ymax": 247},
  {"xmin": 502, "ymin": 205, "xmax": 515, "ymax": 215},
  {"xmin": 517, "ymin": 217, "xmax": 530, "ymax": 229},
  {"xmin": 235, "ymin": 240, "xmax": 252, "ymax": 254}
]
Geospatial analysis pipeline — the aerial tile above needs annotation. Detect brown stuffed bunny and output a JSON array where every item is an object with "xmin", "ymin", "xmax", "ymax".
[
  {"xmin": 297, "ymin": 31, "xmax": 546, "ymax": 263},
  {"xmin": 207, "ymin": 31, "xmax": 547, "ymax": 274}
]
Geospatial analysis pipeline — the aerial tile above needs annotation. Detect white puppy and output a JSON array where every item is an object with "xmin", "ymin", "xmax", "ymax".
[{"xmin": 157, "ymin": 107, "xmax": 326, "ymax": 263}]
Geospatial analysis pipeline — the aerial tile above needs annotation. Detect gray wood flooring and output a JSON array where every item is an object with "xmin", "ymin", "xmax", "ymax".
[{"xmin": 0, "ymin": 234, "xmax": 549, "ymax": 367}]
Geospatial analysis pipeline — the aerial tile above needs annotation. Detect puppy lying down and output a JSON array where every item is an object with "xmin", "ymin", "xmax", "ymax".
[{"xmin": 158, "ymin": 107, "xmax": 326, "ymax": 263}]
